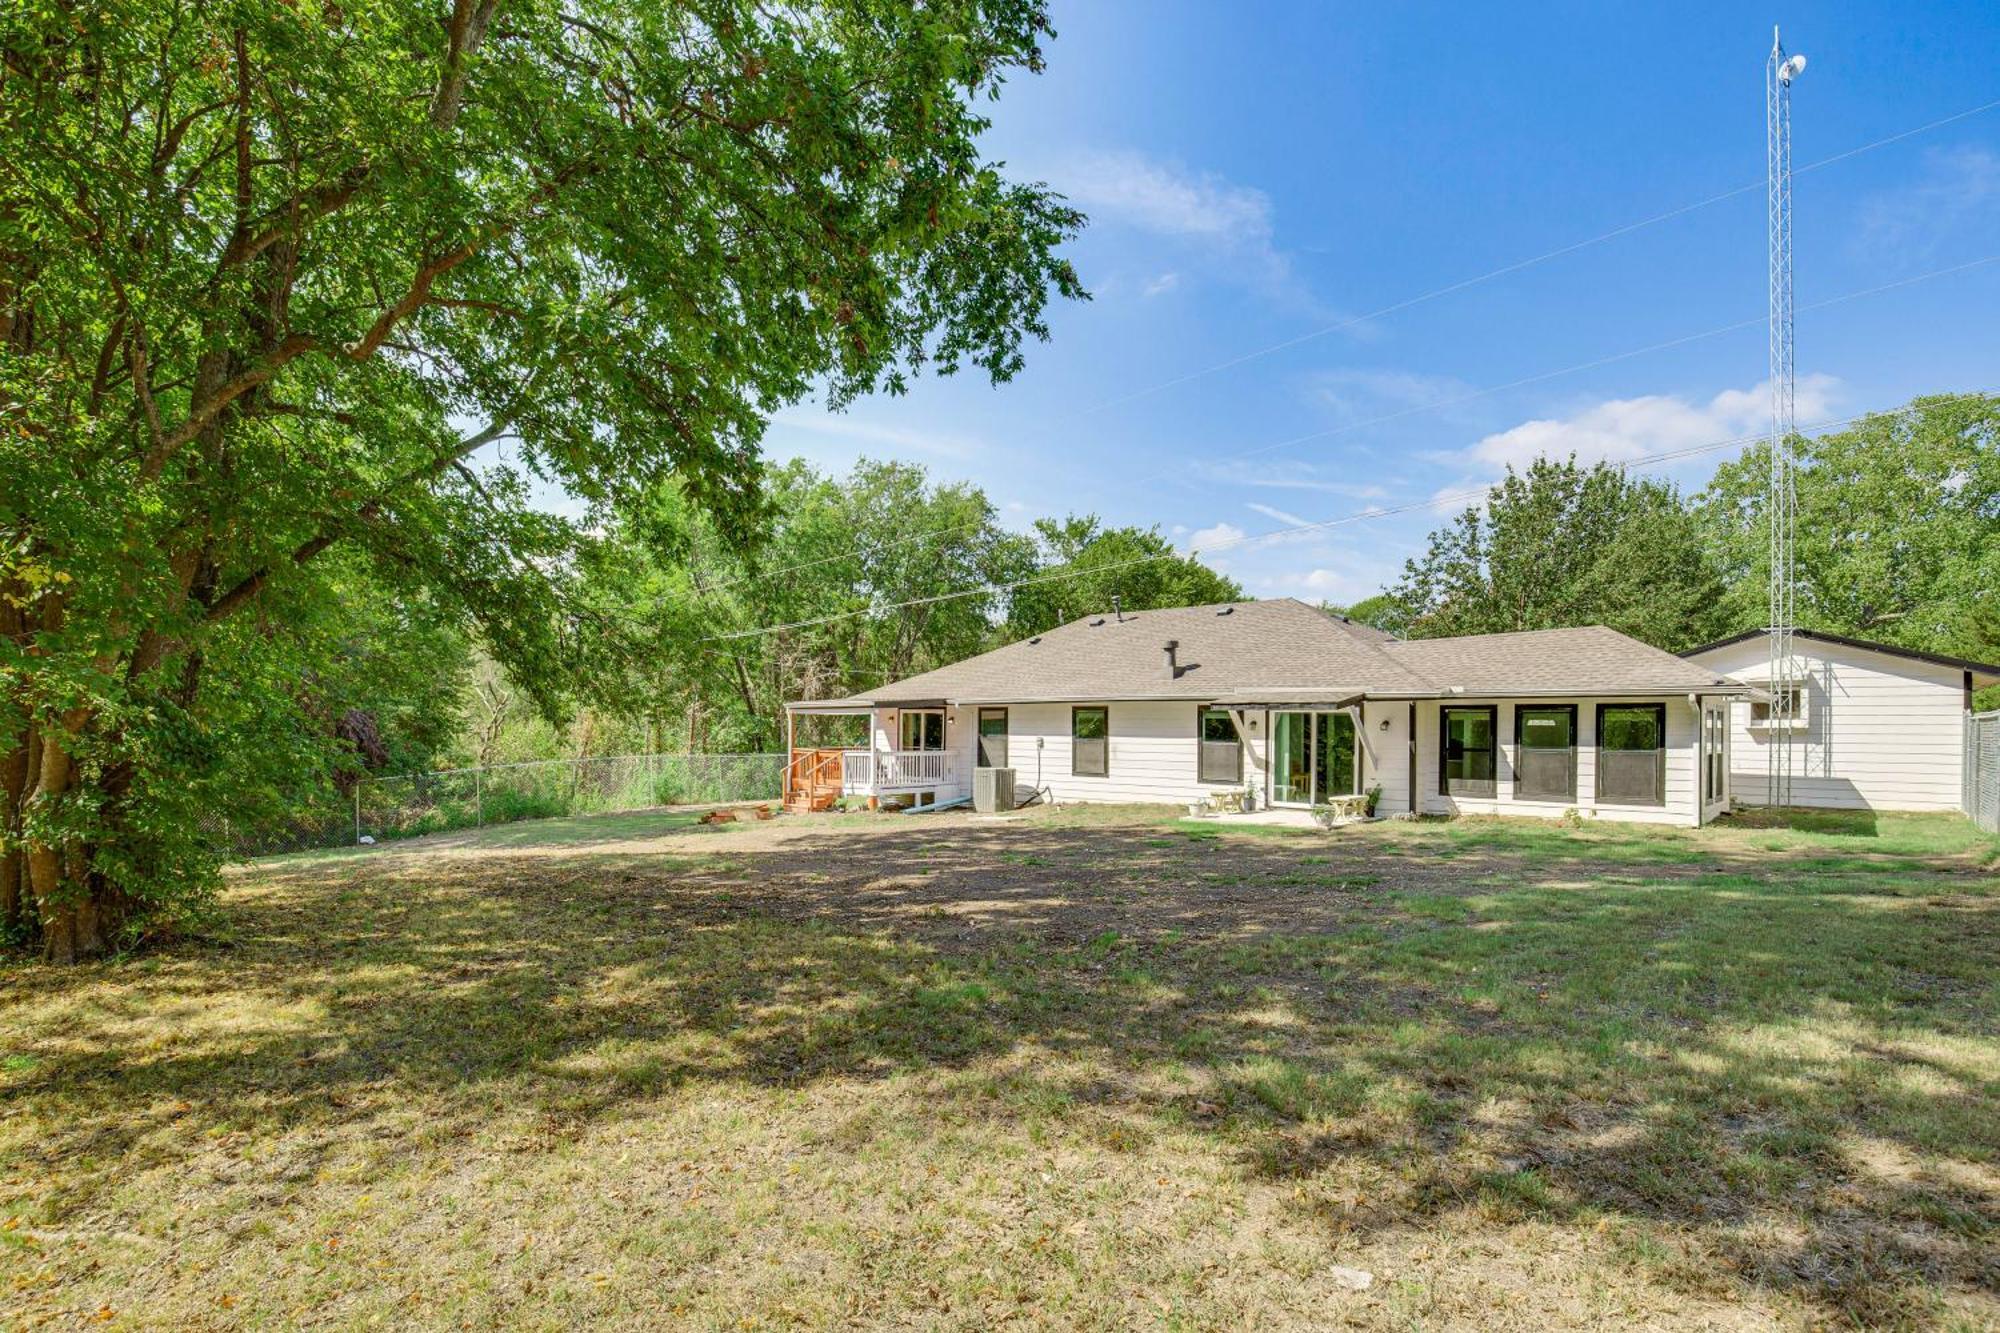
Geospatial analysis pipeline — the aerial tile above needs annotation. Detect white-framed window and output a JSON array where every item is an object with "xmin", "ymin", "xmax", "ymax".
[
  {"xmin": 1747, "ymin": 682, "xmax": 1807, "ymax": 730},
  {"xmin": 1702, "ymin": 707, "xmax": 1727, "ymax": 804},
  {"xmin": 899, "ymin": 709, "xmax": 945, "ymax": 751}
]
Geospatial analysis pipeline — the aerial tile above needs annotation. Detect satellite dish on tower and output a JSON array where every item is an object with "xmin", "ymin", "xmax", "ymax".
[{"xmin": 1780, "ymin": 54, "xmax": 1807, "ymax": 84}]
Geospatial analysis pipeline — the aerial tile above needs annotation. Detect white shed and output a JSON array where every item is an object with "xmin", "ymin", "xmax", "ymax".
[{"xmin": 1682, "ymin": 630, "xmax": 2000, "ymax": 812}]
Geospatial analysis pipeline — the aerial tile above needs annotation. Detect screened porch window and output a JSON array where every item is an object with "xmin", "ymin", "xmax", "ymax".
[
  {"xmin": 1440, "ymin": 706, "xmax": 1497, "ymax": 797},
  {"xmin": 1514, "ymin": 705, "xmax": 1577, "ymax": 802},
  {"xmin": 1597, "ymin": 703, "xmax": 1666, "ymax": 806},
  {"xmin": 1071, "ymin": 706, "xmax": 1109, "ymax": 777},
  {"xmin": 1197, "ymin": 708, "xmax": 1242, "ymax": 784}
]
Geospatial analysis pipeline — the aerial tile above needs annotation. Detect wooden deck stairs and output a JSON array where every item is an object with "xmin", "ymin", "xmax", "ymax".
[{"xmin": 784, "ymin": 747, "xmax": 843, "ymax": 814}]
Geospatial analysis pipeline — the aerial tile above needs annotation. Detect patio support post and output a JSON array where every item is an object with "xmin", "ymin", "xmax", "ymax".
[{"xmin": 783, "ymin": 709, "xmax": 795, "ymax": 800}]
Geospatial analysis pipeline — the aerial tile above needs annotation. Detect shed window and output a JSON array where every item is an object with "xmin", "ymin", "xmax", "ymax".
[
  {"xmin": 1597, "ymin": 703, "xmax": 1666, "ymax": 806},
  {"xmin": 1072, "ymin": 707, "xmax": 1109, "ymax": 777},
  {"xmin": 1748, "ymin": 684, "xmax": 1806, "ymax": 728},
  {"xmin": 1440, "ymin": 706, "xmax": 1497, "ymax": 798},
  {"xmin": 1197, "ymin": 708, "xmax": 1242, "ymax": 784}
]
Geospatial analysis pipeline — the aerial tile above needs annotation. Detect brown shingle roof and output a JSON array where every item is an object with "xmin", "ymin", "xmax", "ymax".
[
  {"xmin": 1382, "ymin": 625, "xmax": 1744, "ymax": 695},
  {"xmin": 787, "ymin": 600, "xmax": 1748, "ymax": 708},
  {"xmin": 823, "ymin": 599, "xmax": 1433, "ymax": 705}
]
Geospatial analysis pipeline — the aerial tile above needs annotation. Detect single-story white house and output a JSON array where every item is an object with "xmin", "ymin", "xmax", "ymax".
[
  {"xmin": 1682, "ymin": 628, "xmax": 2000, "ymax": 812},
  {"xmin": 783, "ymin": 599, "xmax": 1769, "ymax": 826}
]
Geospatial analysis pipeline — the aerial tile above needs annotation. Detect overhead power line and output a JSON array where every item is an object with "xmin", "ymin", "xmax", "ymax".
[
  {"xmin": 1082, "ymin": 93, "xmax": 2000, "ymax": 414},
  {"xmin": 694, "ymin": 253, "xmax": 1998, "ymax": 607},
  {"xmin": 702, "ymin": 390, "xmax": 1996, "ymax": 645},
  {"xmin": 699, "ymin": 96, "xmax": 2000, "ymax": 597}
]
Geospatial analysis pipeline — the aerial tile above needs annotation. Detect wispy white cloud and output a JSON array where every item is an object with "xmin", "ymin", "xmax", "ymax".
[
  {"xmin": 1252, "ymin": 564, "xmax": 1396, "ymax": 605},
  {"xmin": 1059, "ymin": 148, "xmax": 1275, "ymax": 244},
  {"xmin": 1855, "ymin": 146, "xmax": 2000, "ymax": 266},
  {"xmin": 1306, "ymin": 367, "xmax": 1481, "ymax": 424},
  {"xmin": 1186, "ymin": 520, "xmax": 1247, "ymax": 553},
  {"xmin": 1457, "ymin": 375, "xmax": 1840, "ymax": 476},
  {"xmin": 1245, "ymin": 501, "xmax": 1313, "ymax": 528},
  {"xmin": 1051, "ymin": 148, "xmax": 1341, "ymax": 318},
  {"xmin": 1189, "ymin": 456, "xmax": 1391, "ymax": 501},
  {"xmin": 766, "ymin": 411, "xmax": 983, "ymax": 463}
]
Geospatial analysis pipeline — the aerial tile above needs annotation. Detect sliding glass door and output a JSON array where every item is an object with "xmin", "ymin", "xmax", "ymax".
[{"xmin": 1271, "ymin": 711, "xmax": 1358, "ymax": 806}]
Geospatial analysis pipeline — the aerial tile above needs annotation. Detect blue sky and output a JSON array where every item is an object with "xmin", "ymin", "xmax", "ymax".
[{"xmin": 764, "ymin": 2, "xmax": 2000, "ymax": 606}]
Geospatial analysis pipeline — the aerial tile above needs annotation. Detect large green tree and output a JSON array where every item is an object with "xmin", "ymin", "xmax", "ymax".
[
  {"xmin": 1697, "ymin": 393, "xmax": 2000, "ymax": 701},
  {"xmin": 1003, "ymin": 516, "xmax": 1243, "ymax": 636},
  {"xmin": 1383, "ymin": 457, "xmax": 1730, "ymax": 649},
  {"xmin": 0, "ymin": 0, "xmax": 1081, "ymax": 959},
  {"xmin": 591, "ymin": 458, "xmax": 1037, "ymax": 751}
]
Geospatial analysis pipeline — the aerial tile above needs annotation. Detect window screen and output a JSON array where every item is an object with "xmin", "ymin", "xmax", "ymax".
[
  {"xmin": 1072, "ymin": 706, "xmax": 1108, "ymax": 777},
  {"xmin": 977, "ymin": 708, "xmax": 1009, "ymax": 769},
  {"xmin": 1597, "ymin": 703, "xmax": 1665, "ymax": 806},
  {"xmin": 1440, "ymin": 706, "xmax": 1497, "ymax": 797},
  {"xmin": 1514, "ymin": 706, "xmax": 1577, "ymax": 802},
  {"xmin": 1197, "ymin": 708, "xmax": 1242, "ymax": 784}
]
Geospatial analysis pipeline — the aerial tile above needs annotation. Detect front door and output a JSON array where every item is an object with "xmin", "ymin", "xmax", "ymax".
[{"xmin": 1271, "ymin": 711, "xmax": 1358, "ymax": 806}]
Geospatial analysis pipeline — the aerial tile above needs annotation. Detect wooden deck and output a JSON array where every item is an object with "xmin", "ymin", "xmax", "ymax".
[{"xmin": 784, "ymin": 747, "xmax": 844, "ymax": 814}]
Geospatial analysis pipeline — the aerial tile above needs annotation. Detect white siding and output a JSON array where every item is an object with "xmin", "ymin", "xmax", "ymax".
[
  {"xmin": 1687, "ymin": 639, "xmax": 1968, "ymax": 811},
  {"xmin": 1412, "ymin": 696, "xmax": 1704, "ymax": 827},
  {"xmin": 1002, "ymin": 700, "xmax": 1244, "ymax": 806},
  {"xmin": 1360, "ymin": 700, "xmax": 1413, "ymax": 816}
]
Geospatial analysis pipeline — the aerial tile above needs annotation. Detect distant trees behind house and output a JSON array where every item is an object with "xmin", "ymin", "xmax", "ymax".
[{"xmin": 1350, "ymin": 393, "xmax": 1999, "ymax": 704}]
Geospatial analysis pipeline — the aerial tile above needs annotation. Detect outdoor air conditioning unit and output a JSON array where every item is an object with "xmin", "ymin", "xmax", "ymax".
[{"xmin": 973, "ymin": 767, "xmax": 1016, "ymax": 814}]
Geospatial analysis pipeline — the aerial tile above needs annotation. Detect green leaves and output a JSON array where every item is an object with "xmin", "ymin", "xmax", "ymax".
[
  {"xmin": 1386, "ymin": 457, "xmax": 1729, "ymax": 650},
  {"xmin": 0, "ymin": 0, "xmax": 1080, "ymax": 955},
  {"xmin": 1698, "ymin": 394, "xmax": 2000, "ymax": 686}
]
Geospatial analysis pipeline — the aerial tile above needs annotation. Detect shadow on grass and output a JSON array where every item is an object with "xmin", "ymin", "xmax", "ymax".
[{"xmin": 5, "ymin": 809, "xmax": 1996, "ymax": 1326}]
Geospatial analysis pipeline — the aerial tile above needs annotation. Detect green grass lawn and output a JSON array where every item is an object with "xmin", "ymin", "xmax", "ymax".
[{"xmin": 3, "ymin": 805, "xmax": 1995, "ymax": 1330}]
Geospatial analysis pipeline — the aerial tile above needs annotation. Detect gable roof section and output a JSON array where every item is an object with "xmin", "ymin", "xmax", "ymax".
[
  {"xmin": 1384, "ymin": 625, "xmax": 1743, "ymax": 696},
  {"xmin": 841, "ymin": 599, "xmax": 1435, "ymax": 706},
  {"xmin": 1683, "ymin": 628, "xmax": 2000, "ymax": 688},
  {"xmin": 788, "ymin": 600, "xmax": 1748, "ymax": 709}
]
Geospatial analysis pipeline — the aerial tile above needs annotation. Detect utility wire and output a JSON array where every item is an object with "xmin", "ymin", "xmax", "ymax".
[
  {"xmin": 696, "ymin": 253, "xmax": 1998, "ymax": 612},
  {"xmin": 703, "ymin": 389, "xmax": 1998, "ymax": 645},
  {"xmin": 1082, "ymin": 95, "xmax": 2000, "ymax": 413},
  {"xmin": 693, "ymin": 96, "xmax": 2000, "ymax": 597}
]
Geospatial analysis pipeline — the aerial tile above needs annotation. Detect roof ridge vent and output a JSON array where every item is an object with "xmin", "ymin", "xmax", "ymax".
[
  {"xmin": 1028, "ymin": 635, "xmax": 1041, "ymax": 645},
  {"xmin": 1216, "ymin": 606, "xmax": 1235, "ymax": 616}
]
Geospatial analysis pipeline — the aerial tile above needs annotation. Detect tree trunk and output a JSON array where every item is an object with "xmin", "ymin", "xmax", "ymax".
[{"xmin": 1, "ymin": 730, "xmax": 24, "ymax": 937}]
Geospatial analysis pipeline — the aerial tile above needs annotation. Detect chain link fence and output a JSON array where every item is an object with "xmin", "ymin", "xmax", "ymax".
[
  {"xmin": 210, "ymin": 753, "xmax": 786, "ymax": 858},
  {"xmin": 1967, "ymin": 711, "xmax": 1999, "ymax": 835}
]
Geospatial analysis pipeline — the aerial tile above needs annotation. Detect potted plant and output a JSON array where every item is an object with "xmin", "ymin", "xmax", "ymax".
[
  {"xmin": 1364, "ymin": 784, "xmax": 1384, "ymax": 818},
  {"xmin": 1310, "ymin": 802, "xmax": 1337, "ymax": 829},
  {"xmin": 1241, "ymin": 782, "xmax": 1258, "ymax": 813}
]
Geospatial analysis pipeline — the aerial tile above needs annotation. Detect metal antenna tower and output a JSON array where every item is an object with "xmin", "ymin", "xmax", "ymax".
[{"xmin": 1766, "ymin": 27, "xmax": 1805, "ymax": 807}]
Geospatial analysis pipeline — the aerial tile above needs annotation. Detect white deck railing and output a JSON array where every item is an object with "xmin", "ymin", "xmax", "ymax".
[
  {"xmin": 875, "ymin": 749, "xmax": 953, "ymax": 789},
  {"xmin": 840, "ymin": 749, "xmax": 873, "ymax": 793}
]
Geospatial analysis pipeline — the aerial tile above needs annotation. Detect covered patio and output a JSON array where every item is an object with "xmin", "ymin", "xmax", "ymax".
[{"xmin": 783, "ymin": 698, "xmax": 965, "ymax": 813}]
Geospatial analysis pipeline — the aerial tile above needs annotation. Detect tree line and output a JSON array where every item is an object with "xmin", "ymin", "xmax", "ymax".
[{"xmin": 1346, "ymin": 393, "xmax": 1999, "ymax": 707}]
